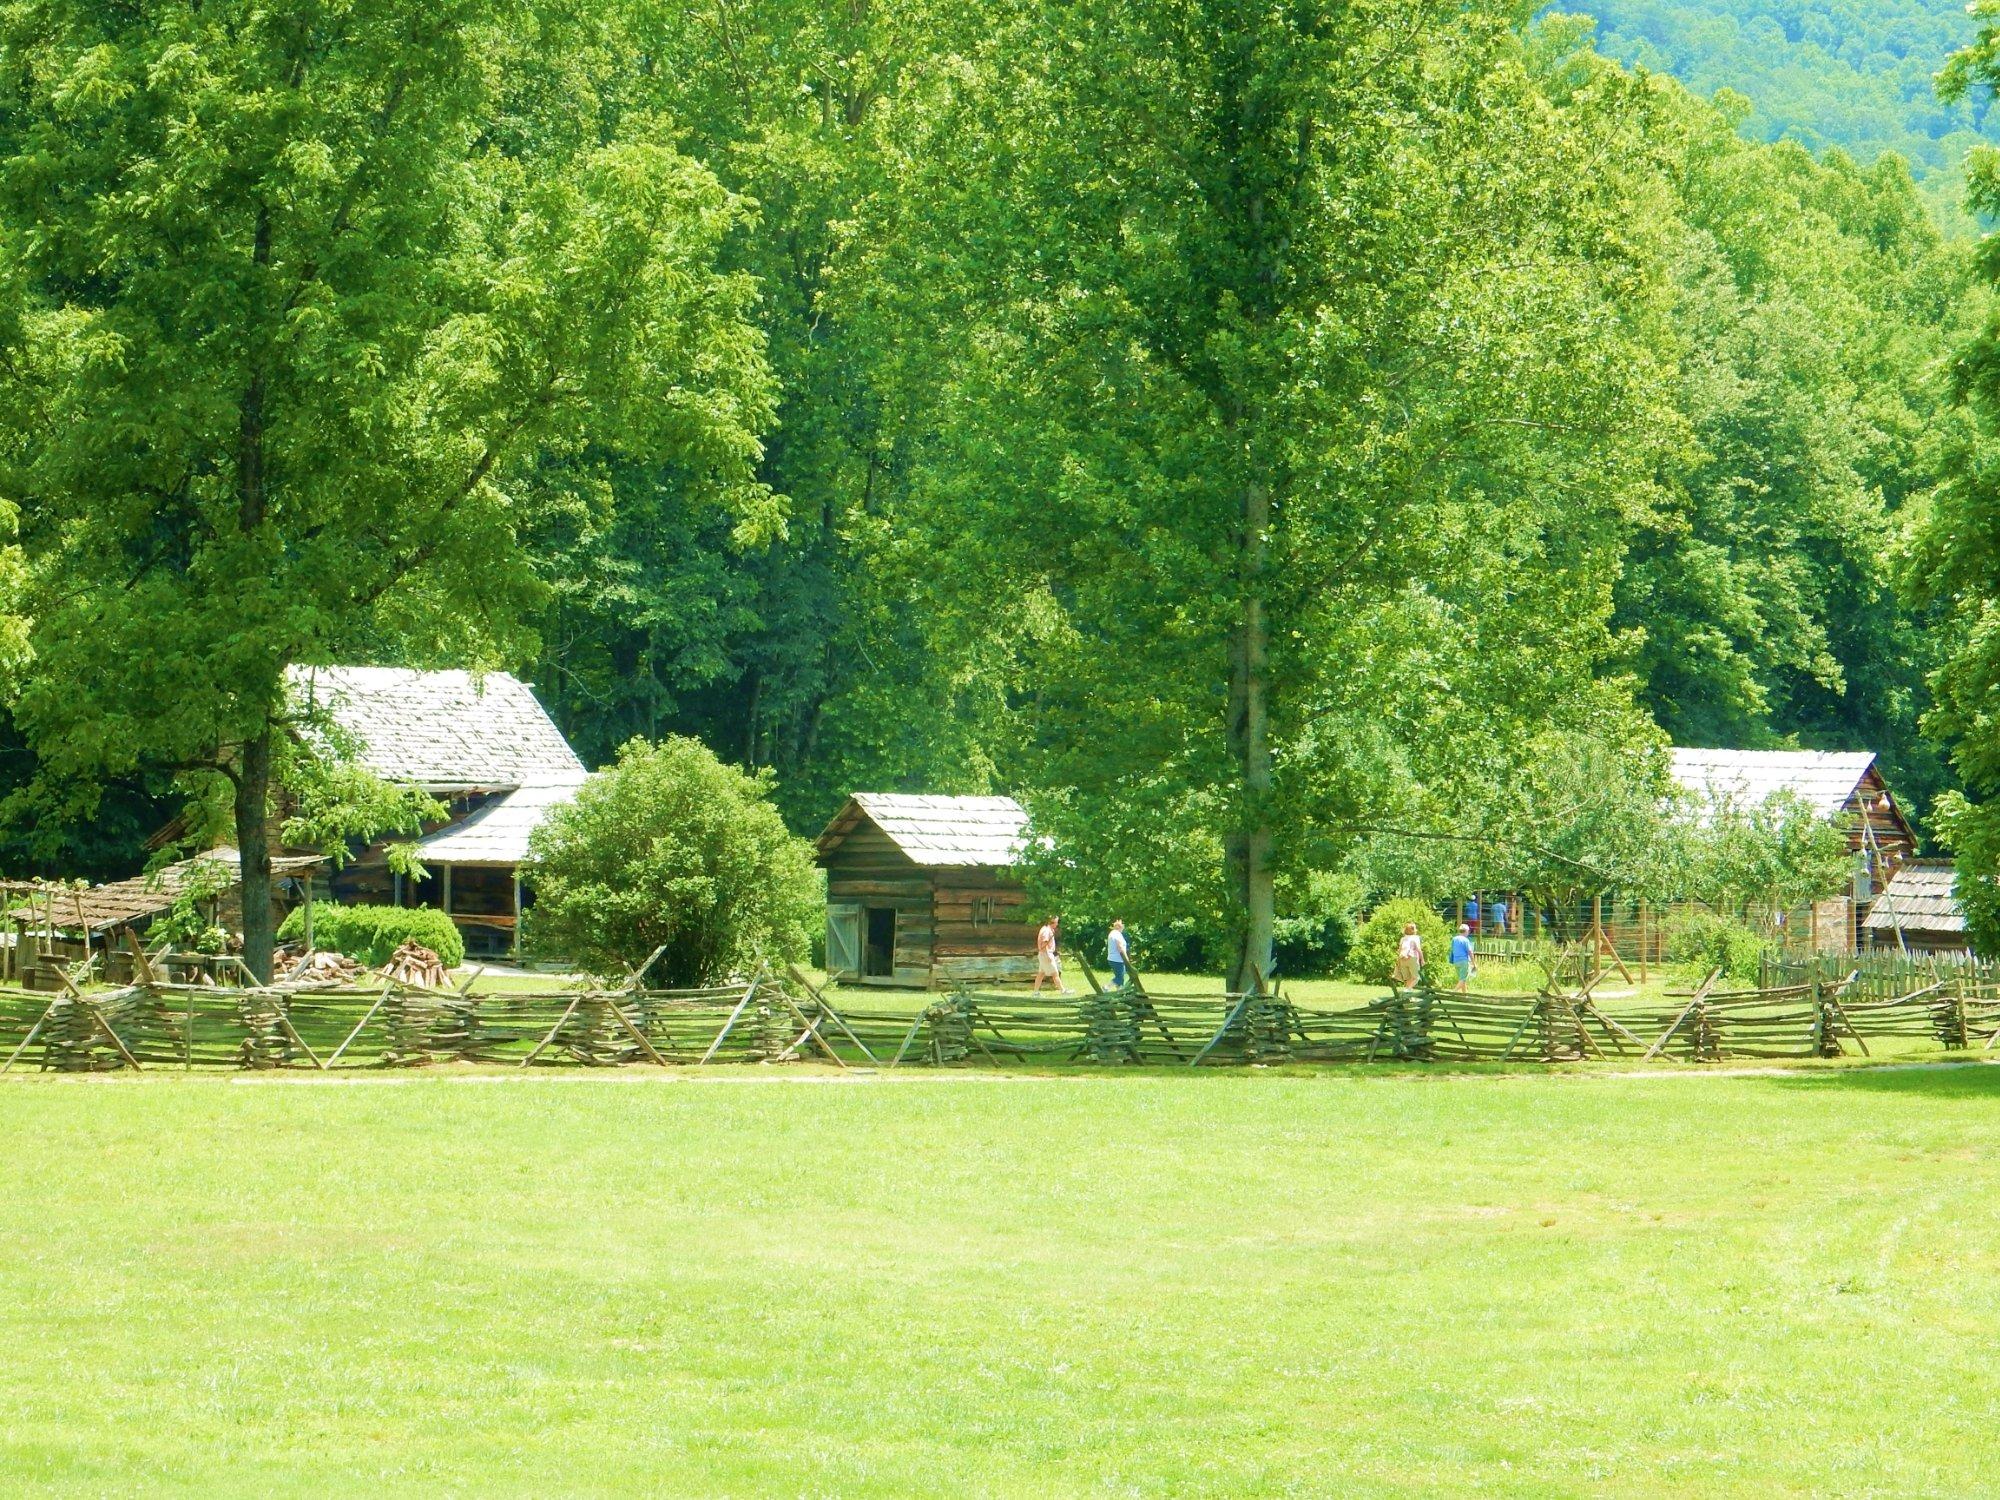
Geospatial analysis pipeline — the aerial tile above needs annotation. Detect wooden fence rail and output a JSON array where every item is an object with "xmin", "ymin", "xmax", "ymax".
[{"xmin": 0, "ymin": 964, "xmax": 1991, "ymax": 1074}]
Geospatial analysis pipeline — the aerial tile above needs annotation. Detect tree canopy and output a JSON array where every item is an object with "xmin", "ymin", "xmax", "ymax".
[
  {"xmin": 0, "ymin": 0, "xmax": 775, "ymax": 974},
  {"xmin": 0, "ymin": 0, "xmax": 1987, "ymax": 968}
]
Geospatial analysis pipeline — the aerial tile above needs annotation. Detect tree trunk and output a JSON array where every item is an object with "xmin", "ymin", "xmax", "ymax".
[
  {"xmin": 1225, "ymin": 476, "xmax": 1275, "ymax": 994},
  {"xmin": 236, "ymin": 724, "xmax": 275, "ymax": 984}
]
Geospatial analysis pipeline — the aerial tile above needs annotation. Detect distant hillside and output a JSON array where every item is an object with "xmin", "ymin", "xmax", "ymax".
[{"xmin": 1554, "ymin": 0, "xmax": 1995, "ymax": 226}]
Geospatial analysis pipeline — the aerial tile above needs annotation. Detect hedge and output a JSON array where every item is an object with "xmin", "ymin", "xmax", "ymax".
[{"xmin": 276, "ymin": 902, "xmax": 466, "ymax": 969}]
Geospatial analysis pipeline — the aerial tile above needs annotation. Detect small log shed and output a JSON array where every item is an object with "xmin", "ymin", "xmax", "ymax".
[
  {"xmin": 814, "ymin": 794, "xmax": 1040, "ymax": 988},
  {"xmin": 1863, "ymin": 860, "xmax": 1970, "ymax": 955}
]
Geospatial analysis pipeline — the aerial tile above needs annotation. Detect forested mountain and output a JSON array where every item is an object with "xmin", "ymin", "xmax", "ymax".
[
  {"xmin": 1552, "ymin": 0, "xmax": 1993, "ymax": 225},
  {"xmin": 4, "ymin": 0, "xmax": 2000, "ymax": 967}
]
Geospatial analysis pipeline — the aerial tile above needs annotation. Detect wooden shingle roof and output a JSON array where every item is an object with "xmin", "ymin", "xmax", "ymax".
[
  {"xmin": 28, "ymin": 848, "xmax": 326, "ymax": 934},
  {"xmin": 1670, "ymin": 748, "xmax": 1878, "ymax": 821},
  {"xmin": 288, "ymin": 666, "xmax": 583, "ymax": 791},
  {"xmin": 1863, "ymin": 861, "xmax": 1966, "ymax": 935},
  {"xmin": 816, "ymin": 794, "xmax": 1029, "ymax": 867},
  {"xmin": 416, "ymin": 778, "xmax": 587, "ymax": 866}
]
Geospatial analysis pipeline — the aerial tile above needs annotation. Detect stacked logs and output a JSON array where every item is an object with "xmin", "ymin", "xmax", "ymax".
[
  {"xmin": 383, "ymin": 941, "xmax": 448, "ymax": 989},
  {"xmin": 277, "ymin": 950, "xmax": 365, "ymax": 985}
]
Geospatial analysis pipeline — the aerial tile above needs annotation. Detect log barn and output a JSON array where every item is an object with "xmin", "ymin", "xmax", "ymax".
[{"xmin": 814, "ymin": 795, "xmax": 1039, "ymax": 988}]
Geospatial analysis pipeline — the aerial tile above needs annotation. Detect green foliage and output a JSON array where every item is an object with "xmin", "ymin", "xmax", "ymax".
[
  {"xmin": 276, "ymin": 903, "xmax": 465, "ymax": 971},
  {"xmin": 1661, "ymin": 909, "xmax": 1772, "ymax": 983},
  {"xmin": 523, "ymin": 737, "xmax": 820, "ymax": 985},
  {"xmin": 278, "ymin": 757, "xmax": 446, "ymax": 876},
  {"xmin": 149, "ymin": 856, "xmax": 233, "ymax": 955},
  {"xmin": 1272, "ymin": 872, "xmax": 1363, "ymax": 980},
  {"xmin": 0, "ymin": 0, "xmax": 777, "ymax": 975},
  {"xmin": 1347, "ymin": 900, "xmax": 1454, "ymax": 990},
  {"xmin": 1672, "ymin": 787, "xmax": 1855, "ymax": 912},
  {"xmin": 1554, "ymin": 0, "xmax": 1992, "ymax": 226},
  {"xmin": 1900, "ymin": 1, "xmax": 2000, "ymax": 955}
]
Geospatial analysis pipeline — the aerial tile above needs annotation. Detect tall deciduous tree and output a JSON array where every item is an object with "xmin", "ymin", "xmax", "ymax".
[
  {"xmin": 865, "ymin": 0, "xmax": 1675, "ymax": 986},
  {"xmin": 1908, "ymin": 5, "xmax": 2000, "ymax": 951},
  {"xmin": 0, "ymin": 0, "xmax": 775, "ymax": 977}
]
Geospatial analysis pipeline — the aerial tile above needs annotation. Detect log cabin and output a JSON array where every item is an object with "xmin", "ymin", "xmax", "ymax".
[
  {"xmin": 814, "ymin": 794, "xmax": 1039, "ymax": 988},
  {"xmin": 1669, "ymin": 749, "xmax": 1917, "ymax": 879},
  {"xmin": 1670, "ymin": 748, "xmax": 1919, "ymax": 949},
  {"xmin": 288, "ymin": 666, "xmax": 587, "ymax": 957}
]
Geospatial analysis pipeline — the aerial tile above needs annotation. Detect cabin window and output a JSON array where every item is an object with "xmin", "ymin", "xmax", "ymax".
[
  {"xmin": 972, "ymin": 895, "xmax": 994, "ymax": 927},
  {"xmin": 864, "ymin": 906, "xmax": 897, "ymax": 978}
]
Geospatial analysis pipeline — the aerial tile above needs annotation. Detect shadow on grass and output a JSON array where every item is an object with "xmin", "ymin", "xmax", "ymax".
[{"xmin": 1760, "ymin": 1057, "xmax": 2000, "ymax": 1100}]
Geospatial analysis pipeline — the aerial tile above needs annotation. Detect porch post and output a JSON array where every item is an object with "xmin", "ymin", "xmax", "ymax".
[{"xmin": 512, "ymin": 870, "xmax": 523, "ymax": 958}]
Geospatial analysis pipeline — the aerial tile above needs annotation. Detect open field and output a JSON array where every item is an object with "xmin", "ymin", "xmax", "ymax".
[{"xmin": 3, "ymin": 1064, "xmax": 1998, "ymax": 1495}]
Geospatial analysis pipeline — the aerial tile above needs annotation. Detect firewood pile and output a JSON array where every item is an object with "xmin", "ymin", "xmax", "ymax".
[
  {"xmin": 276, "ymin": 949, "xmax": 366, "ymax": 985},
  {"xmin": 382, "ymin": 941, "xmax": 448, "ymax": 989}
]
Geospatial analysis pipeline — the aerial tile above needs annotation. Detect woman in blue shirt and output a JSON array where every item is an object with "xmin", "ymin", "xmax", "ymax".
[{"xmin": 1449, "ymin": 924, "xmax": 1475, "ymax": 992}]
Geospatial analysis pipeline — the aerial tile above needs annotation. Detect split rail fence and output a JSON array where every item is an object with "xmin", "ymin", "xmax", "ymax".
[{"xmin": 3, "ymin": 953, "xmax": 1997, "ymax": 1075}]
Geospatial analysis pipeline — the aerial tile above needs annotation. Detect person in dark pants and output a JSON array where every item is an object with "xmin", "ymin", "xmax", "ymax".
[{"xmin": 1107, "ymin": 919, "xmax": 1130, "ymax": 988}]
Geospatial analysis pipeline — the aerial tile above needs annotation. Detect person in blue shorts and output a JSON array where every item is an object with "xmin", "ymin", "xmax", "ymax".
[{"xmin": 1450, "ymin": 923, "xmax": 1475, "ymax": 992}]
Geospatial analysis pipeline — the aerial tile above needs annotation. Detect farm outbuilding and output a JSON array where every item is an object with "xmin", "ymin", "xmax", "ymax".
[
  {"xmin": 1669, "ymin": 749, "xmax": 1917, "ymax": 880},
  {"xmin": 3, "ymin": 847, "xmax": 326, "ymax": 988},
  {"xmin": 814, "ymin": 794, "xmax": 1039, "ymax": 988},
  {"xmin": 1670, "ymin": 748, "xmax": 1918, "ymax": 951},
  {"xmin": 1863, "ymin": 861, "xmax": 1969, "ymax": 955},
  {"xmin": 289, "ymin": 666, "xmax": 587, "ymax": 956}
]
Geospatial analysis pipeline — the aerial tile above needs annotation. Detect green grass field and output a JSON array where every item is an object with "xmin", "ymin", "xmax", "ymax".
[{"xmin": 3, "ymin": 1063, "xmax": 1998, "ymax": 1496}]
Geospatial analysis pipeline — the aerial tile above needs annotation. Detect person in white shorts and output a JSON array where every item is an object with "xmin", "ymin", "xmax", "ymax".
[
  {"xmin": 1033, "ymin": 915, "xmax": 1064, "ymax": 993},
  {"xmin": 1394, "ymin": 922, "xmax": 1424, "ymax": 989}
]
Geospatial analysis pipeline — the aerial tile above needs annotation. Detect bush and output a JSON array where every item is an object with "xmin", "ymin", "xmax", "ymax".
[
  {"xmin": 277, "ymin": 902, "xmax": 466, "ymax": 969},
  {"xmin": 1272, "ymin": 871, "xmax": 1361, "ymax": 978},
  {"xmin": 1662, "ymin": 909, "xmax": 1770, "ymax": 984},
  {"xmin": 1346, "ymin": 897, "xmax": 1453, "ymax": 989},
  {"xmin": 522, "ymin": 736, "xmax": 821, "ymax": 986}
]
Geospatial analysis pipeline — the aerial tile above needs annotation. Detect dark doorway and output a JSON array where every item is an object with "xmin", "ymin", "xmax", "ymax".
[{"xmin": 864, "ymin": 907, "xmax": 897, "ymax": 978}]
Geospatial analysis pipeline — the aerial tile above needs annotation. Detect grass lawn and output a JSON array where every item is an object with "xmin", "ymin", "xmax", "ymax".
[{"xmin": 4, "ymin": 1065, "xmax": 1997, "ymax": 1496}]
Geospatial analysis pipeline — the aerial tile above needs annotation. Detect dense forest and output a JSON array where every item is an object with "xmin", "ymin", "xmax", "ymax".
[
  {"xmin": 7, "ymin": 0, "xmax": 2000, "ymax": 972},
  {"xmin": 1555, "ymin": 0, "xmax": 1994, "ymax": 225}
]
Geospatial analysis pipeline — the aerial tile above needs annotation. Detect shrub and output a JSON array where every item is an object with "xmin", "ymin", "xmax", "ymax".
[
  {"xmin": 522, "ymin": 736, "xmax": 821, "ymax": 986},
  {"xmin": 1346, "ymin": 897, "xmax": 1453, "ymax": 989},
  {"xmin": 277, "ymin": 902, "xmax": 466, "ymax": 969},
  {"xmin": 1662, "ymin": 909, "xmax": 1770, "ymax": 984},
  {"xmin": 1272, "ymin": 871, "xmax": 1361, "ymax": 978}
]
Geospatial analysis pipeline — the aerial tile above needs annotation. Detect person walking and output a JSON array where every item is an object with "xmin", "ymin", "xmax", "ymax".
[
  {"xmin": 1033, "ymin": 915, "xmax": 1064, "ymax": 993},
  {"xmin": 1450, "ymin": 923, "xmax": 1475, "ymax": 992},
  {"xmin": 1107, "ymin": 919, "xmax": 1131, "ymax": 989},
  {"xmin": 1492, "ymin": 896, "xmax": 1510, "ymax": 937},
  {"xmin": 1394, "ymin": 922, "xmax": 1424, "ymax": 990}
]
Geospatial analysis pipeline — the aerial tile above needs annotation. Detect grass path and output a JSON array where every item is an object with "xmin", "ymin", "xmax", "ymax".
[{"xmin": 2, "ymin": 1067, "xmax": 1997, "ymax": 1495}]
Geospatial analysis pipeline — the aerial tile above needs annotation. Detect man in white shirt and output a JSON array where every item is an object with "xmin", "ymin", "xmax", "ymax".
[{"xmin": 1033, "ymin": 915, "xmax": 1064, "ymax": 993}]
